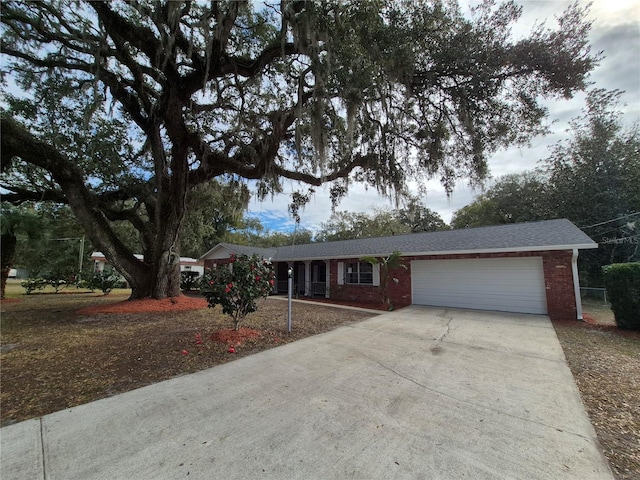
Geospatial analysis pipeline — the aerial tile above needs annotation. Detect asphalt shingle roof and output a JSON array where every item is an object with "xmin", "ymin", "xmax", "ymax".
[
  {"xmin": 208, "ymin": 219, "xmax": 596, "ymax": 262},
  {"xmin": 217, "ymin": 244, "xmax": 277, "ymax": 259}
]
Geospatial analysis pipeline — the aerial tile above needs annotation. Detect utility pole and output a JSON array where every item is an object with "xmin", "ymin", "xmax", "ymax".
[{"xmin": 78, "ymin": 236, "xmax": 85, "ymax": 280}]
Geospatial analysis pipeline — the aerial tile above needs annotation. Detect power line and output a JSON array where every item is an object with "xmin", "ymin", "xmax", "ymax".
[
  {"xmin": 580, "ymin": 212, "xmax": 640, "ymax": 229},
  {"xmin": 590, "ymin": 223, "xmax": 636, "ymax": 238}
]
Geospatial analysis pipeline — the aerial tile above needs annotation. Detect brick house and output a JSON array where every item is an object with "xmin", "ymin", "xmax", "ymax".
[{"xmin": 199, "ymin": 219, "xmax": 597, "ymax": 321}]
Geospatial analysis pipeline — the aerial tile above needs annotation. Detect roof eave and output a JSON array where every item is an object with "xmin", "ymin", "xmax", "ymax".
[
  {"xmin": 198, "ymin": 243, "xmax": 233, "ymax": 261},
  {"xmin": 271, "ymin": 243, "xmax": 599, "ymax": 262}
]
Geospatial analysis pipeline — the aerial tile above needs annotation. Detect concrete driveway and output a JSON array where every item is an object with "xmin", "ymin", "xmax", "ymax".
[{"xmin": 1, "ymin": 306, "xmax": 613, "ymax": 479}]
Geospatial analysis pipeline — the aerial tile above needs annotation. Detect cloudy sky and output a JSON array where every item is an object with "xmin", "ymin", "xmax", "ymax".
[{"xmin": 248, "ymin": 0, "xmax": 640, "ymax": 234}]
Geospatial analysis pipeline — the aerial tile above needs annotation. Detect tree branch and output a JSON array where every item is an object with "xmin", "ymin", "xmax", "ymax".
[
  {"xmin": 1, "ymin": 115, "xmax": 149, "ymax": 280},
  {"xmin": 88, "ymin": 1, "xmax": 161, "ymax": 66},
  {"xmin": 0, "ymin": 186, "xmax": 67, "ymax": 205}
]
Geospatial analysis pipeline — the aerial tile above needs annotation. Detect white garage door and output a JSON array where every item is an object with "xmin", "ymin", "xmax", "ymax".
[{"xmin": 411, "ymin": 257, "xmax": 547, "ymax": 315}]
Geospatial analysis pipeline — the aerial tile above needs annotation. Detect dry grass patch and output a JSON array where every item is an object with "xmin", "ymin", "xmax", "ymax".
[
  {"xmin": 553, "ymin": 302, "xmax": 640, "ymax": 480},
  {"xmin": 1, "ymin": 292, "xmax": 375, "ymax": 426}
]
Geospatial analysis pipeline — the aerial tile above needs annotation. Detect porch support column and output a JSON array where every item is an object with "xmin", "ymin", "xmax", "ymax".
[
  {"xmin": 324, "ymin": 260, "xmax": 330, "ymax": 298},
  {"xmin": 304, "ymin": 260, "xmax": 311, "ymax": 297}
]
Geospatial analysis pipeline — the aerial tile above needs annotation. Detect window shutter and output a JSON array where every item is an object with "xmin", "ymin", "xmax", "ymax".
[
  {"xmin": 372, "ymin": 263, "xmax": 380, "ymax": 286},
  {"xmin": 337, "ymin": 262, "xmax": 344, "ymax": 285}
]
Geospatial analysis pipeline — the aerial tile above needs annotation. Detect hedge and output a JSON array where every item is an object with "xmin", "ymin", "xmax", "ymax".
[{"xmin": 602, "ymin": 262, "xmax": 640, "ymax": 330}]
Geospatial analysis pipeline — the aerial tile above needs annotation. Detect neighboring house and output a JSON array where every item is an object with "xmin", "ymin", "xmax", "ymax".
[
  {"xmin": 8, "ymin": 268, "xmax": 28, "ymax": 279},
  {"xmin": 90, "ymin": 253, "xmax": 205, "ymax": 276},
  {"xmin": 178, "ymin": 257, "xmax": 206, "ymax": 276},
  {"xmin": 90, "ymin": 252, "xmax": 144, "ymax": 273},
  {"xmin": 200, "ymin": 219, "xmax": 598, "ymax": 321}
]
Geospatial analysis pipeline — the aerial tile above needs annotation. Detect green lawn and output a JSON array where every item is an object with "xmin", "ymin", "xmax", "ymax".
[{"xmin": 3, "ymin": 279, "xmax": 131, "ymax": 298}]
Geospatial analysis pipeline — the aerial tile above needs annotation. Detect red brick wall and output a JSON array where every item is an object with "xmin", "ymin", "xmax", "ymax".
[
  {"xmin": 541, "ymin": 251, "xmax": 577, "ymax": 321},
  {"xmin": 328, "ymin": 259, "xmax": 378, "ymax": 304},
  {"xmin": 328, "ymin": 251, "xmax": 578, "ymax": 320},
  {"xmin": 327, "ymin": 258, "xmax": 411, "ymax": 309}
]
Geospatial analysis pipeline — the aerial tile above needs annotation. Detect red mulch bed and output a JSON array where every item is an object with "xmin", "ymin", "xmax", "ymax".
[
  {"xmin": 0, "ymin": 298, "xmax": 21, "ymax": 304},
  {"xmin": 77, "ymin": 295, "xmax": 208, "ymax": 315}
]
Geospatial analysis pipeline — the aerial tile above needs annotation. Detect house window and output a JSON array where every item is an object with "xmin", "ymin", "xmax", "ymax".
[{"xmin": 346, "ymin": 262, "xmax": 373, "ymax": 285}]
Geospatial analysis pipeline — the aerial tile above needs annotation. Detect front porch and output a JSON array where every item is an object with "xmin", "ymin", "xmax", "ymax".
[{"xmin": 275, "ymin": 260, "xmax": 329, "ymax": 298}]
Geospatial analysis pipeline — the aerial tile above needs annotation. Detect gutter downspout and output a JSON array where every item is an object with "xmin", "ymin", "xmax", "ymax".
[{"xmin": 572, "ymin": 248, "xmax": 583, "ymax": 321}]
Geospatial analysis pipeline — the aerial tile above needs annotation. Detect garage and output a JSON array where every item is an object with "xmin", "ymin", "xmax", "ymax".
[{"xmin": 411, "ymin": 257, "xmax": 548, "ymax": 315}]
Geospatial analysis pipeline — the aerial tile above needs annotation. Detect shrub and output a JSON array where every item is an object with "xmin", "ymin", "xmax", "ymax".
[
  {"xmin": 201, "ymin": 253, "xmax": 275, "ymax": 330},
  {"xmin": 602, "ymin": 262, "xmax": 640, "ymax": 330},
  {"xmin": 86, "ymin": 269, "xmax": 122, "ymax": 295},
  {"xmin": 42, "ymin": 271, "xmax": 69, "ymax": 293},
  {"xmin": 21, "ymin": 278, "xmax": 47, "ymax": 294},
  {"xmin": 180, "ymin": 271, "xmax": 201, "ymax": 291}
]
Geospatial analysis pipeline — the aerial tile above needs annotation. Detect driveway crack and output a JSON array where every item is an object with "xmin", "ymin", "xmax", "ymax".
[
  {"xmin": 40, "ymin": 417, "xmax": 48, "ymax": 480},
  {"xmin": 430, "ymin": 313, "xmax": 453, "ymax": 354},
  {"xmin": 435, "ymin": 314, "xmax": 453, "ymax": 343},
  {"xmin": 363, "ymin": 354, "xmax": 591, "ymax": 441}
]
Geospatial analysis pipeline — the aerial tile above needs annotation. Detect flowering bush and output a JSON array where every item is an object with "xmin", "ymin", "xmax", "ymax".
[{"xmin": 200, "ymin": 253, "xmax": 275, "ymax": 331}]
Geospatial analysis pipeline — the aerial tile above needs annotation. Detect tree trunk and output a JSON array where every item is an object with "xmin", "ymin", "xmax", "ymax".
[
  {"xmin": 149, "ymin": 251, "xmax": 182, "ymax": 299},
  {"xmin": 0, "ymin": 233, "xmax": 17, "ymax": 300}
]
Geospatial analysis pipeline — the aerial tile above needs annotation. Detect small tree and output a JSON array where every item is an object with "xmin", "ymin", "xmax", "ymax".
[
  {"xmin": 201, "ymin": 254, "xmax": 275, "ymax": 331},
  {"xmin": 20, "ymin": 278, "xmax": 47, "ymax": 295},
  {"xmin": 361, "ymin": 251, "xmax": 407, "ymax": 311}
]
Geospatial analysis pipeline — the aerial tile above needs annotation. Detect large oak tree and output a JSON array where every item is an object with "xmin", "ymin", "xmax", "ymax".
[{"xmin": 1, "ymin": 0, "xmax": 597, "ymax": 299}]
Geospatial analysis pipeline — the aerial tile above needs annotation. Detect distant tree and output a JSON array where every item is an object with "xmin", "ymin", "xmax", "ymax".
[
  {"xmin": 2, "ymin": 203, "xmax": 90, "ymax": 297},
  {"xmin": 180, "ymin": 180, "xmax": 251, "ymax": 257},
  {"xmin": 544, "ymin": 89, "xmax": 640, "ymax": 284},
  {"xmin": 316, "ymin": 201, "xmax": 449, "ymax": 242},
  {"xmin": 450, "ymin": 172, "xmax": 550, "ymax": 228},
  {"xmin": 315, "ymin": 211, "xmax": 370, "ymax": 242},
  {"xmin": 315, "ymin": 210, "xmax": 406, "ymax": 242},
  {"xmin": 0, "ymin": 204, "xmax": 41, "ymax": 298},
  {"xmin": 11, "ymin": 204, "xmax": 90, "ymax": 281},
  {"xmin": 395, "ymin": 198, "xmax": 450, "ymax": 232},
  {"xmin": 257, "ymin": 229, "xmax": 315, "ymax": 248},
  {"xmin": 1, "ymin": 0, "xmax": 598, "ymax": 299},
  {"xmin": 221, "ymin": 217, "xmax": 314, "ymax": 248}
]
